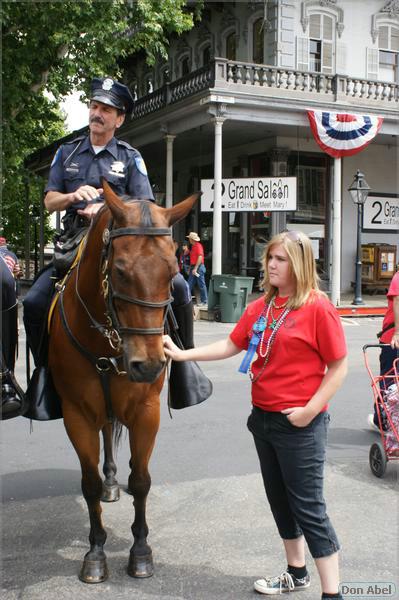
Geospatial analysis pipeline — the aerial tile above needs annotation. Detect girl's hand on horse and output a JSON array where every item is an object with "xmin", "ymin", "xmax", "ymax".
[{"xmin": 163, "ymin": 335, "xmax": 184, "ymax": 361}]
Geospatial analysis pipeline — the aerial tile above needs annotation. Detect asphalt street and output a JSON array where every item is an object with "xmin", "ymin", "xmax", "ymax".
[{"xmin": 1, "ymin": 314, "xmax": 398, "ymax": 600}]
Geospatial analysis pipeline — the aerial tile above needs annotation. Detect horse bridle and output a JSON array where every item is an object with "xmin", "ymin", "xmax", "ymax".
[
  {"xmin": 99, "ymin": 220, "xmax": 174, "ymax": 350},
  {"xmin": 66, "ymin": 202, "xmax": 175, "ymax": 356}
]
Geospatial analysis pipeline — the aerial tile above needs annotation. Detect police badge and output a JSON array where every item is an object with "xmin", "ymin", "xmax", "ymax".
[{"xmin": 109, "ymin": 161, "xmax": 125, "ymax": 178}]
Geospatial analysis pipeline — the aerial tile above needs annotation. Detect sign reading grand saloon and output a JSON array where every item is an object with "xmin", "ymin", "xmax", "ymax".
[{"xmin": 200, "ymin": 177, "xmax": 297, "ymax": 212}]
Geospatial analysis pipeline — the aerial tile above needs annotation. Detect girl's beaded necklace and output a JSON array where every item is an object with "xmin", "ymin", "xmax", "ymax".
[{"xmin": 248, "ymin": 297, "xmax": 291, "ymax": 383}]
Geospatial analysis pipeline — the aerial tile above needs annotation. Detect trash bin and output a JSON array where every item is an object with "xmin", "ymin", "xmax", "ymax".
[{"xmin": 208, "ymin": 275, "xmax": 254, "ymax": 323}]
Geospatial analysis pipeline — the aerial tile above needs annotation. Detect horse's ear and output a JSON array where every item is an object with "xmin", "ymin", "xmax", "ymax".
[
  {"xmin": 163, "ymin": 192, "xmax": 202, "ymax": 226},
  {"xmin": 102, "ymin": 178, "xmax": 125, "ymax": 221}
]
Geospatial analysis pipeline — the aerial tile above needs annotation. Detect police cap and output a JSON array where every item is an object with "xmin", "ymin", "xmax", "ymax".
[{"xmin": 90, "ymin": 77, "xmax": 134, "ymax": 113}]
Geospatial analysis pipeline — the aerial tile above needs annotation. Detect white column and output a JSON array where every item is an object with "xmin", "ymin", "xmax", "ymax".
[
  {"xmin": 212, "ymin": 116, "xmax": 225, "ymax": 275},
  {"xmin": 165, "ymin": 134, "xmax": 175, "ymax": 209},
  {"xmin": 331, "ymin": 157, "xmax": 342, "ymax": 306}
]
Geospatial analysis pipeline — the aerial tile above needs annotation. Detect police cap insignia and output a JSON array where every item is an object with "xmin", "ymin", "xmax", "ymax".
[
  {"xmin": 102, "ymin": 78, "xmax": 114, "ymax": 91},
  {"xmin": 91, "ymin": 77, "xmax": 134, "ymax": 113}
]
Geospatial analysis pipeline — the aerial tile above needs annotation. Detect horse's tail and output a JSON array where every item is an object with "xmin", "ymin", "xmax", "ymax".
[{"xmin": 112, "ymin": 419, "xmax": 124, "ymax": 452}]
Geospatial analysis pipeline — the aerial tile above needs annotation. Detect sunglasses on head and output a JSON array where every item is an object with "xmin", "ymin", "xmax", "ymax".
[
  {"xmin": 283, "ymin": 231, "xmax": 305, "ymax": 257},
  {"xmin": 283, "ymin": 230, "xmax": 303, "ymax": 246}
]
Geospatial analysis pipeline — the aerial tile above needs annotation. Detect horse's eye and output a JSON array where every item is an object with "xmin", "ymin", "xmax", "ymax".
[{"xmin": 114, "ymin": 261, "xmax": 128, "ymax": 280}]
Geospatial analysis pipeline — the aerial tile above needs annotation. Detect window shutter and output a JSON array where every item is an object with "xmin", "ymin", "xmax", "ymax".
[
  {"xmin": 309, "ymin": 14, "xmax": 321, "ymax": 39},
  {"xmin": 336, "ymin": 42, "xmax": 346, "ymax": 74},
  {"xmin": 296, "ymin": 36, "xmax": 309, "ymax": 70},
  {"xmin": 366, "ymin": 47, "xmax": 379, "ymax": 79},
  {"xmin": 391, "ymin": 27, "xmax": 399, "ymax": 51},
  {"xmin": 322, "ymin": 41, "xmax": 333, "ymax": 73},
  {"xmin": 323, "ymin": 15, "xmax": 333, "ymax": 41},
  {"xmin": 379, "ymin": 26, "xmax": 389, "ymax": 50}
]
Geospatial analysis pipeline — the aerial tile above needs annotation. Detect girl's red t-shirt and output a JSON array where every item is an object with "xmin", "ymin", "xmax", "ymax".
[{"xmin": 230, "ymin": 293, "xmax": 347, "ymax": 412}]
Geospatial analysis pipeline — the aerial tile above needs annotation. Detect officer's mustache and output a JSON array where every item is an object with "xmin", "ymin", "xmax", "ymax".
[{"xmin": 90, "ymin": 116, "xmax": 104, "ymax": 125}]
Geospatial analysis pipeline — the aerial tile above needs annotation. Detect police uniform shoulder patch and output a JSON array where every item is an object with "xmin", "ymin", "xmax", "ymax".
[
  {"xmin": 134, "ymin": 155, "xmax": 148, "ymax": 176},
  {"xmin": 50, "ymin": 147, "xmax": 62, "ymax": 167}
]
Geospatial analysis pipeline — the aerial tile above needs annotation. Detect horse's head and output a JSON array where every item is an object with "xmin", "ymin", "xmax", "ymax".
[{"xmin": 101, "ymin": 180, "xmax": 199, "ymax": 383}]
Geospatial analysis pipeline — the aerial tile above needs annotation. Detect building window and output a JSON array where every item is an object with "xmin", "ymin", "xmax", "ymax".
[
  {"xmin": 309, "ymin": 13, "xmax": 334, "ymax": 73},
  {"xmin": 181, "ymin": 56, "xmax": 190, "ymax": 76},
  {"xmin": 202, "ymin": 45, "xmax": 211, "ymax": 66},
  {"xmin": 378, "ymin": 25, "xmax": 399, "ymax": 82},
  {"xmin": 226, "ymin": 31, "xmax": 236, "ymax": 61},
  {"xmin": 253, "ymin": 18, "xmax": 264, "ymax": 64},
  {"xmin": 161, "ymin": 68, "xmax": 169, "ymax": 87}
]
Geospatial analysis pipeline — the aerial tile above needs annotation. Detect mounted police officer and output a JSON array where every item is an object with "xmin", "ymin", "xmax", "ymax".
[{"xmin": 23, "ymin": 77, "xmax": 193, "ymax": 387}]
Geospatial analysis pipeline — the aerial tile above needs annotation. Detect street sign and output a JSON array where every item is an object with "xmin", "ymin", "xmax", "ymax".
[
  {"xmin": 363, "ymin": 194, "xmax": 399, "ymax": 232},
  {"xmin": 200, "ymin": 177, "xmax": 297, "ymax": 212}
]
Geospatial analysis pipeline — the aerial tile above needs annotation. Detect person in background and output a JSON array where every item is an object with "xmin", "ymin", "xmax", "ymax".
[
  {"xmin": 368, "ymin": 269, "xmax": 399, "ymax": 431},
  {"xmin": 187, "ymin": 232, "xmax": 208, "ymax": 306},
  {"xmin": 164, "ymin": 230, "xmax": 347, "ymax": 600},
  {"xmin": 179, "ymin": 241, "xmax": 191, "ymax": 280},
  {"xmin": 0, "ymin": 237, "xmax": 22, "ymax": 282},
  {"xmin": 1, "ymin": 254, "xmax": 24, "ymax": 418}
]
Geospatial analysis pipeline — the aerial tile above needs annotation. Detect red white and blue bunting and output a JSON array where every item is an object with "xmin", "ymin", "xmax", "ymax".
[{"xmin": 307, "ymin": 111, "xmax": 383, "ymax": 158}]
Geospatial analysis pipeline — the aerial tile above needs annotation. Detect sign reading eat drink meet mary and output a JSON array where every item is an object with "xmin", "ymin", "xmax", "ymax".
[{"xmin": 200, "ymin": 177, "xmax": 297, "ymax": 212}]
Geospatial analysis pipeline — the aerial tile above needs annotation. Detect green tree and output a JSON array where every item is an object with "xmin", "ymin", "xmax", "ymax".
[{"xmin": 2, "ymin": 0, "xmax": 199, "ymax": 253}]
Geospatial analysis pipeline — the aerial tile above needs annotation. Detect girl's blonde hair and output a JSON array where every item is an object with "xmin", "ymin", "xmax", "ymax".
[{"xmin": 260, "ymin": 230, "xmax": 325, "ymax": 310}]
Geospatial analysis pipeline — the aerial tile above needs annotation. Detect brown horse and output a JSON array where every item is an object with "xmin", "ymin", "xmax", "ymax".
[{"xmin": 48, "ymin": 181, "xmax": 199, "ymax": 583}]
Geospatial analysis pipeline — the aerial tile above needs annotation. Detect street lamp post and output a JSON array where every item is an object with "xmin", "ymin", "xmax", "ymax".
[{"xmin": 348, "ymin": 170, "xmax": 371, "ymax": 306}]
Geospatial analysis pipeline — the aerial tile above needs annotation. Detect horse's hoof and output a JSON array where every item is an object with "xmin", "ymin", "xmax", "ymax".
[
  {"xmin": 127, "ymin": 551, "xmax": 154, "ymax": 578},
  {"xmin": 79, "ymin": 557, "xmax": 108, "ymax": 584},
  {"xmin": 101, "ymin": 483, "xmax": 120, "ymax": 502}
]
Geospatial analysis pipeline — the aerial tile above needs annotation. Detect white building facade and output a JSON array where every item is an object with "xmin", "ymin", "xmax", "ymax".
[{"xmin": 117, "ymin": 0, "xmax": 398, "ymax": 300}]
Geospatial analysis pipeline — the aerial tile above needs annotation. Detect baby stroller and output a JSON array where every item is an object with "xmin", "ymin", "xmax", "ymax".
[{"xmin": 363, "ymin": 344, "xmax": 399, "ymax": 478}]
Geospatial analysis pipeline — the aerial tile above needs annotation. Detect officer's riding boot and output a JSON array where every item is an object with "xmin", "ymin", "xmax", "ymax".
[
  {"xmin": 25, "ymin": 320, "xmax": 49, "ymax": 367},
  {"xmin": 1, "ymin": 303, "xmax": 24, "ymax": 418},
  {"xmin": 172, "ymin": 301, "xmax": 194, "ymax": 350}
]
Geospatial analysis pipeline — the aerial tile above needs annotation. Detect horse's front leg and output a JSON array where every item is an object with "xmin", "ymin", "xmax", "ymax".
[
  {"xmin": 127, "ymin": 401, "xmax": 160, "ymax": 578},
  {"xmin": 64, "ymin": 412, "xmax": 108, "ymax": 583},
  {"xmin": 101, "ymin": 423, "xmax": 120, "ymax": 502}
]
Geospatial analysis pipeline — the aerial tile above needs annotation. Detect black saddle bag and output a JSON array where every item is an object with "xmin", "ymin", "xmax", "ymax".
[
  {"xmin": 169, "ymin": 359, "xmax": 213, "ymax": 410},
  {"xmin": 53, "ymin": 214, "xmax": 88, "ymax": 277},
  {"xmin": 24, "ymin": 366, "xmax": 63, "ymax": 421},
  {"xmin": 167, "ymin": 307, "xmax": 213, "ymax": 410}
]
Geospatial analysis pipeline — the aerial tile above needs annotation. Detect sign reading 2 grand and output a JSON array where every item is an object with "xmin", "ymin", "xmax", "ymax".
[
  {"xmin": 363, "ymin": 194, "xmax": 399, "ymax": 232},
  {"xmin": 200, "ymin": 177, "xmax": 297, "ymax": 212}
]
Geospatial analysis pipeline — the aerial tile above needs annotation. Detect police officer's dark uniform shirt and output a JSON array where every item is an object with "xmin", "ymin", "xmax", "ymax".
[{"xmin": 45, "ymin": 135, "xmax": 154, "ymax": 219}]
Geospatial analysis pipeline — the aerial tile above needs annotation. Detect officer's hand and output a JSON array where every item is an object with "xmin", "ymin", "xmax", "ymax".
[
  {"xmin": 77, "ymin": 202, "xmax": 103, "ymax": 220},
  {"xmin": 71, "ymin": 185, "xmax": 103, "ymax": 205}
]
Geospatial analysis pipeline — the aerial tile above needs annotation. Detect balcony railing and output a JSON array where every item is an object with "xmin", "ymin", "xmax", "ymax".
[{"xmin": 131, "ymin": 58, "xmax": 398, "ymax": 121}]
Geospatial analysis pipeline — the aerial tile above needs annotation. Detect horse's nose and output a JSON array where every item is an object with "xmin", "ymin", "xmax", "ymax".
[{"xmin": 127, "ymin": 359, "xmax": 166, "ymax": 383}]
